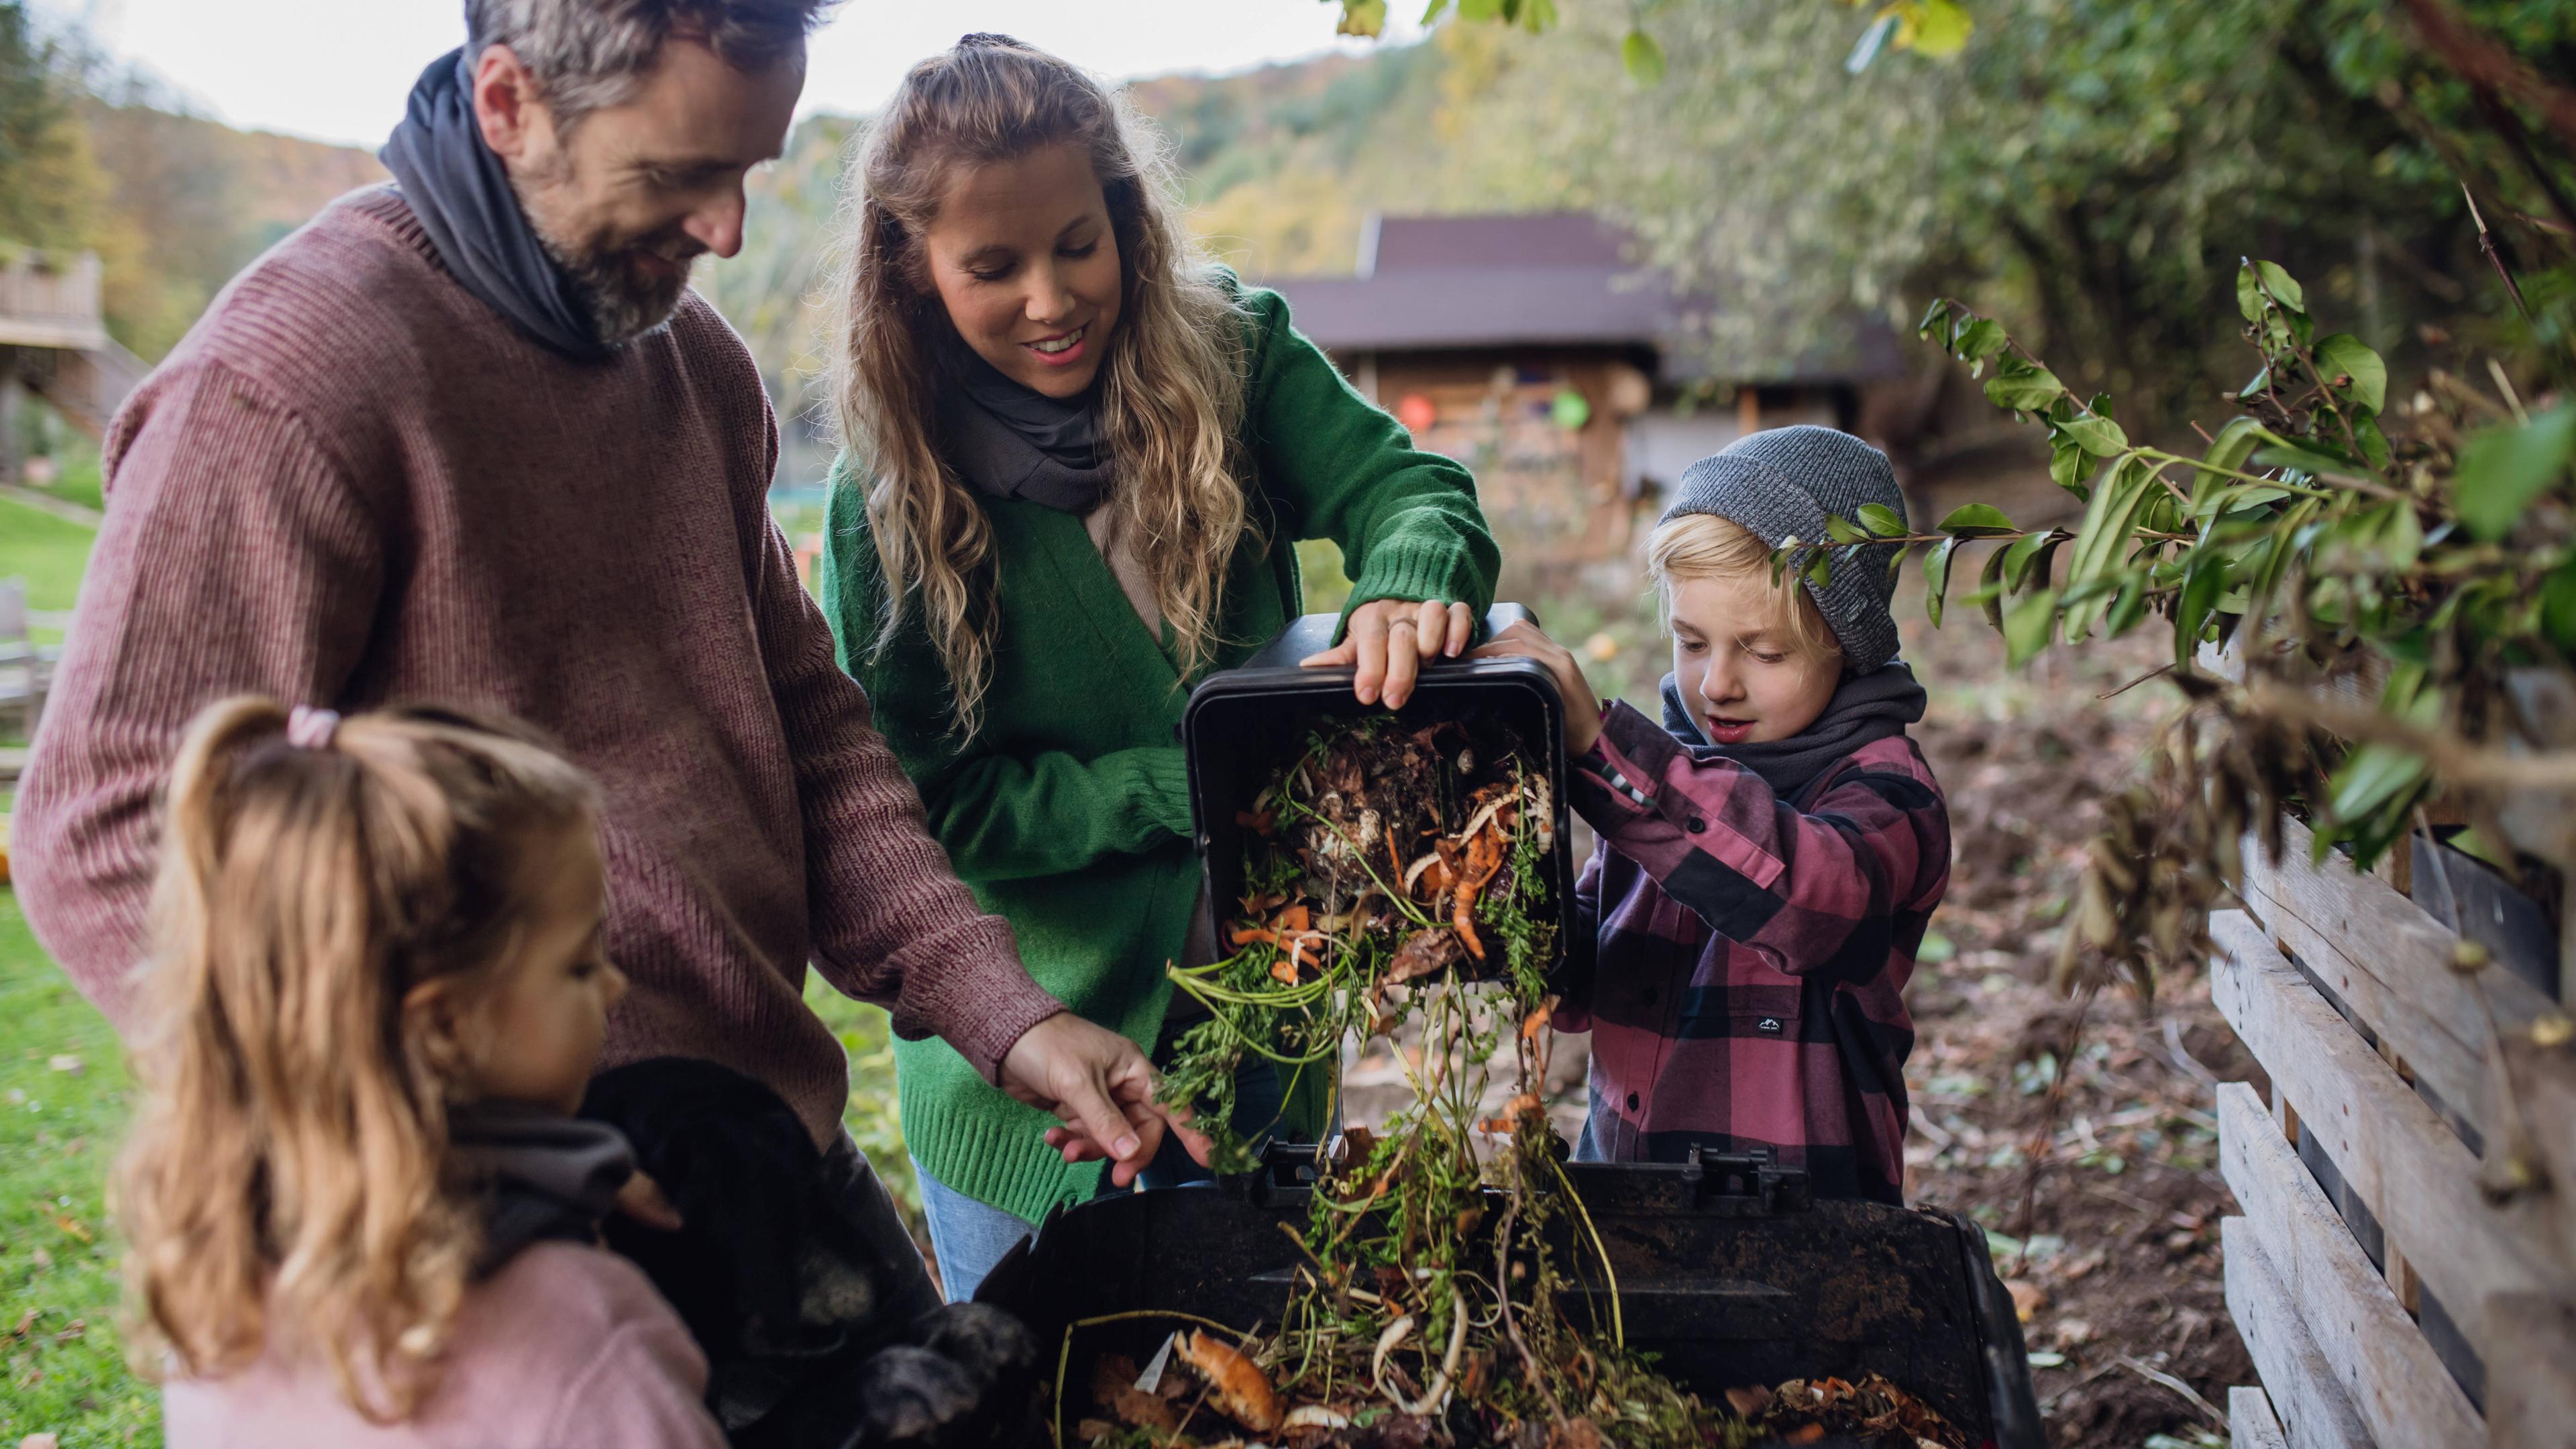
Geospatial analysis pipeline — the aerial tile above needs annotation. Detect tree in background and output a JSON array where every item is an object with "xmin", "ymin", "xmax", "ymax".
[
  {"xmin": 0, "ymin": 0, "xmax": 106, "ymax": 262},
  {"xmin": 1433, "ymin": 0, "xmax": 2556, "ymax": 437}
]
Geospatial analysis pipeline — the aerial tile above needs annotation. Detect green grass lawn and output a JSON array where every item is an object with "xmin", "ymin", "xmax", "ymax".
[
  {"xmin": 35, "ymin": 446, "xmax": 107, "ymax": 516},
  {"xmin": 0, "ymin": 889, "xmax": 157, "ymax": 1448},
  {"xmin": 0, "ymin": 494, "xmax": 97, "ymax": 616}
]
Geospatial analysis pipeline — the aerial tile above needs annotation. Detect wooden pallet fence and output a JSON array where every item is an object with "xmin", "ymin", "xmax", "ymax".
[
  {"xmin": 2214, "ymin": 828, "xmax": 2576, "ymax": 1447},
  {"xmin": 2234, "ymin": 814, "xmax": 2552, "ymax": 1156}
]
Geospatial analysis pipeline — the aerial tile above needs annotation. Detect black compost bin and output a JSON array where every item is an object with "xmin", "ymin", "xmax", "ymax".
[
  {"xmin": 978, "ymin": 1144, "xmax": 2042, "ymax": 1449},
  {"xmin": 1181, "ymin": 604, "xmax": 1576, "ymax": 982}
]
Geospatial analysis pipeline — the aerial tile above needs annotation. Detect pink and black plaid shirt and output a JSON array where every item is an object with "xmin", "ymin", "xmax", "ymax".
[{"xmin": 1553, "ymin": 700, "xmax": 1951, "ymax": 1203}]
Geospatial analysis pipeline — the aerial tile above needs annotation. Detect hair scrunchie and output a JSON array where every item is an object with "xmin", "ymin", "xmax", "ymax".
[{"xmin": 284, "ymin": 704, "xmax": 342, "ymax": 751}]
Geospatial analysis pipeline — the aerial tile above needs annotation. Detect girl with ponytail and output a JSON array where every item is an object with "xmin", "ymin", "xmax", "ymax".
[
  {"xmin": 116, "ymin": 697, "xmax": 722, "ymax": 1448},
  {"xmin": 818, "ymin": 33, "xmax": 1501, "ymax": 1299}
]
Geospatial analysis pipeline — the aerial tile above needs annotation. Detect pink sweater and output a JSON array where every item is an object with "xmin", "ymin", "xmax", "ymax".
[
  {"xmin": 12, "ymin": 186, "xmax": 1065, "ymax": 1142},
  {"xmin": 162, "ymin": 1241, "xmax": 725, "ymax": 1448}
]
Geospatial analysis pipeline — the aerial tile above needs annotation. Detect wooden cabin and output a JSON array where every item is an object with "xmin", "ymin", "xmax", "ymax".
[{"xmin": 1256, "ymin": 212, "xmax": 1902, "ymax": 590}]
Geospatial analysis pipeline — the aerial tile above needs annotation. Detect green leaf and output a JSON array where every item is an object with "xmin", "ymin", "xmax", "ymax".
[
  {"xmin": 2237, "ymin": 366, "xmax": 2271, "ymax": 404},
  {"xmin": 1978, "ymin": 538, "xmax": 2011, "ymax": 629},
  {"xmin": 1620, "ymin": 28, "xmax": 1666, "ymax": 84},
  {"xmin": 1911, "ymin": 0, "xmax": 1974, "ymax": 56},
  {"xmin": 2312, "ymin": 333, "xmax": 2387, "ymax": 414},
  {"xmin": 2326, "ymin": 743, "xmax": 2428, "ymax": 830},
  {"xmin": 2454, "ymin": 405, "xmax": 2576, "ymax": 542},
  {"xmin": 2247, "ymin": 497, "xmax": 2321, "ymax": 619},
  {"xmin": 2104, "ymin": 572, "xmax": 2149, "ymax": 638},
  {"xmin": 1336, "ymin": 0, "xmax": 1389, "ymax": 36},
  {"xmin": 1925, "ymin": 536, "xmax": 1963, "ymax": 628},
  {"xmin": 1858, "ymin": 502, "xmax": 1911, "ymax": 538},
  {"xmin": 2176, "ymin": 547, "xmax": 2227, "ymax": 669},
  {"xmin": 1419, "ymin": 0, "xmax": 1452, "ymax": 21},
  {"xmin": 2192, "ymin": 417, "xmax": 2264, "ymax": 510},
  {"xmin": 1825, "ymin": 513, "xmax": 1873, "ymax": 545},
  {"xmin": 1938, "ymin": 503, "xmax": 2018, "ymax": 537},
  {"xmin": 1952, "ymin": 317, "xmax": 2006, "ymax": 375},
  {"xmin": 2236, "ymin": 264, "xmax": 2262, "ymax": 323},
  {"xmin": 2004, "ymin": 590, "xmax": 2058, "ymax": 667},
  {"xmin": 1916, "ymin": 299, "xmax": 1953, "ymax": 343},
  {"xmin": 2057, "ymin": 413, "xmax": 2130, "ymax": 458},
  {"xmin": 2002, "ymin": 531, "xmax": 2053, "ymax": 592},
  {"xmin": 2238, "ymin": 259, "xmax": 2304, "ymax": 316},
  {"xmin": 2542, "ymin": 557, "xmax": 2576, "ymax": 653},
  {"xmin": 1984, "ymin": 356, "xmax": 2064, "ymax": 415},
  {"xmin": 2049, "ymin": 437, "xmax": 2090, "ymax": 497},
  {"xmin": 2065, "ymin": 455, "xmax": 2158, "ymax": 591},
  {"xmin": 2251, "ymin": 435, "xmax": 2365, "ymax": 482},
  {"xmin": 2356, "ymin": 416, "xmax": 2393, "ymax": 472}
]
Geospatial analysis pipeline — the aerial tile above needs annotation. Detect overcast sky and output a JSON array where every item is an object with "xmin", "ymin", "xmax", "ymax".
[{"xmin": 54, "ymin": 0, "xmax": 1423, "ymax": 150}]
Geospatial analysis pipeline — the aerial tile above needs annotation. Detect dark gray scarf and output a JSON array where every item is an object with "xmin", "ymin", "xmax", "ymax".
[
  {"xmin": 450, "ymin": 1100, "xmax": 635, "ymax": 1277},
  {"xmin": 1659, "ymin": 661, "xmax": 1927, "ymax": 804},
  {"xmin": 934, "ymin": 343, "xmax": 1114, "ymax": 513},
  {"xmin": 379, "ymin": 48, "xmax": 610, "ymax": 363}
]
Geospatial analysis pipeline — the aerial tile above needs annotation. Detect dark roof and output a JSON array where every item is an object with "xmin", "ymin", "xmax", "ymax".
[{"xmin": 1256, "ymin": 212, "xmax": 1902, "ymax": 385}]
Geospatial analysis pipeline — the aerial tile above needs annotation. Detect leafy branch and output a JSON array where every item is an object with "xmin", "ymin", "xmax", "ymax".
[
  {"xmin": 1813, "ymin": 260, "xmax": 2576, "ymax": 991},
  {"xmin": 1324, "ymin": 0, "xmax": 1971, "ymax": 85}
]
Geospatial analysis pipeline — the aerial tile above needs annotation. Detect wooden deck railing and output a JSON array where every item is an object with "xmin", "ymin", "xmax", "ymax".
[{"xmin": 0, "ymin": 250, "xmax": 106, "ymax": 351}]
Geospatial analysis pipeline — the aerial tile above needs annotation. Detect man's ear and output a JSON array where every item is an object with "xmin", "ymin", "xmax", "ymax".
[{"xmin": 471, "ymin": 44, "xmax": 552, "ymax": 164}]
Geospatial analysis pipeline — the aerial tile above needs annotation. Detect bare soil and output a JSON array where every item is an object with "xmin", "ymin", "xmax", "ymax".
[{"xmin": 1893, "ymin": 468, "xmax": 2253, "ymax": 1448}]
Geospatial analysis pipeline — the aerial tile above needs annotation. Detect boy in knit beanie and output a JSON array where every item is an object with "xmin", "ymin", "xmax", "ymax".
[{"xmin": 1475, "ymin": 425, "xmax": 1951, "ymax": 1203}]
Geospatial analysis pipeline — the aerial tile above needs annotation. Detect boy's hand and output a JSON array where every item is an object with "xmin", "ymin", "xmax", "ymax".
[
  {"xmin": 1473, "ymin": 621, "xmax": 1604, "ymax": 756},
  {"xmin": 1300, "ymin": 598, "xmax": 1477, "ymax": 708}
]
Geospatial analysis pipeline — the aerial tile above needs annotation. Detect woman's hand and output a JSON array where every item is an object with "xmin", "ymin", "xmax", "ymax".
[
  {"xmin": 1299, "ymin": 598, "xmax": 1478, "ymax": 708},
  {"xmin": 1472, "ymin": 620, "xmax": 1604, "ymax": 757},
  {"xmin": 1000, "ymin": 1012, "xmax": 1212, "ymax": 1188}
]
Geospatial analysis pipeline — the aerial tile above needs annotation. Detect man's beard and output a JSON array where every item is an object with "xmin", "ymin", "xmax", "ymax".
[{"xmin": 513, "ymin": 167, "xmax": 702, "ymax": 348}]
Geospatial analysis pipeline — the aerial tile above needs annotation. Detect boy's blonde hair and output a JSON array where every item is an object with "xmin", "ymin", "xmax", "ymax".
[
  {"xmin": 115, "ymin": 697, "xmax": 598, "ymax": 1421},
  {"xmin": 1645, "ymin": 513, "xmax": 1843, "ymax": 663}
]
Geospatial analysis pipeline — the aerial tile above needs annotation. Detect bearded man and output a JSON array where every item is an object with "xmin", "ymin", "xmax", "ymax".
[{"xmin": 14, "ymin": 0, "xmax": 1191, "ymax": 1318}]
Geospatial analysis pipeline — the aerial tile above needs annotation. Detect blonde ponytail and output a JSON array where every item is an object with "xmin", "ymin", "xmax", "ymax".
[{"xmin": 115, "ymin": 697, "xmax": 597, "ymax": 1421}]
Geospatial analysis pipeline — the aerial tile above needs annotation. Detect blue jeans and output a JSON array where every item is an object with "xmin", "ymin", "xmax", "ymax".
[{"xmin": 917, "ymin": 1057, "xmax": 1289, "ymax": 1302}]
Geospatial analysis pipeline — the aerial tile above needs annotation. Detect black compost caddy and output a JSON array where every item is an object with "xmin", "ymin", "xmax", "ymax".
[{"xmin": 978, "ymin": 607, "xmax": 2042, "ymax": 1449}]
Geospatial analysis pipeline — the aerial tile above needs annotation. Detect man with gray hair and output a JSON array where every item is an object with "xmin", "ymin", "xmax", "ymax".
[{"xmin": 17, "ymin": 0, "xmax": 1193, "ymax": 1332}]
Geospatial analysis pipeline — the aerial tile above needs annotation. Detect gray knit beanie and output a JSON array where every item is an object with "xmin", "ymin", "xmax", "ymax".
[{"xmin": 1660, "ymin": 424, "xmax": 1906, "ymax": 673}]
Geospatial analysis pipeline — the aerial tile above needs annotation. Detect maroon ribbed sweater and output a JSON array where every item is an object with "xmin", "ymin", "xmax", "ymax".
[{"xmin": 13, "ymin": 186, "xmax": 1065, "ymax": 1142}]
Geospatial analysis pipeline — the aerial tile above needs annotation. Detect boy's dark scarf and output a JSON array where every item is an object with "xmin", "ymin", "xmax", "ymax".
[
  {"xmin": 1658, "ymin": 661, "xmax": 1927, "ymax": 804},
  {"xmin": 379, "ymin": 48, "xmax": 611, "ymax": 363},
  {"xmin": 934, "ymin": 340, "xmax": 1114, "ymax": 513},
  {"xmin": 449, "ymin": 1100, "xmax": 635, "ymax": 1277}
]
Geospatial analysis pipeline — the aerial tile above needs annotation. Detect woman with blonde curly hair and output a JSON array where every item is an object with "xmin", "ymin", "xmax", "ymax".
[
  {"xmin": 818, "ymin": 34, "xmax": 1499, "ymax": 1297},
  {"xmin": 119, "ymin": 697, "xmax": 718, "ymax": 1446}
]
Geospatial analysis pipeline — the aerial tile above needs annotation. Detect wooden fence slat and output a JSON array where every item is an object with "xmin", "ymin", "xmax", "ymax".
[
  {"xmin": 2230, "ymin": 1385, "xmax": 2292, "ymax": 1449},
  {"xmin": 2224, "ymin": 1216, "xmax": 2379, "ymax": 1449},
  {"xmin": 2236, "ymin": 814, "xmax": 2551, "ymax": 1154},
  {"xmin": 2212, "ymin": 910, "xmax": 2571, "ymax": 1384},
  {"xmin": 2218, "ymin": 1081, "xmax": 2484, "ymax": 1447},
  {"xmin": 2499, "ymin": 1034, "xmax": 2576, "ymax": 1277}
]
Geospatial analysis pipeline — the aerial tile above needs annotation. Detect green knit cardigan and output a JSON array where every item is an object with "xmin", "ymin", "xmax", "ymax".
[{"xmin": 817, "ymin": 277, "xmax": 1499, "ymax": 1224}]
